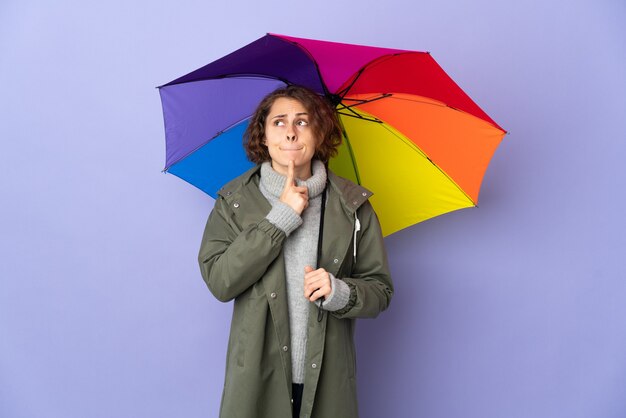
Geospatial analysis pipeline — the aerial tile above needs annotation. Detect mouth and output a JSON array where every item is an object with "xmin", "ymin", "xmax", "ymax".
[{"xmin": 279, "ymin": 147, "xmax": 304, "ymax": 151}]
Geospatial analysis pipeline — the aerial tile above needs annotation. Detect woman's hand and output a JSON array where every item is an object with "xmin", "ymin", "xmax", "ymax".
[
  {"xmin": 280, "ymin": 160, "xmax": 309, "ymax": 215},
  {"xmin": 304, "ymin": 265, "xmax": 332, "ymax": 302}
]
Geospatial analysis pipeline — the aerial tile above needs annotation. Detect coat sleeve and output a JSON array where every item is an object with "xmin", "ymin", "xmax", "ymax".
[
  {"xmin": 198, "ymin": 195, "xmax": 286, "ymax": 302},
  {"xmin": 331, "ymin": 201, "xmax": 394, "ymax": 319}
]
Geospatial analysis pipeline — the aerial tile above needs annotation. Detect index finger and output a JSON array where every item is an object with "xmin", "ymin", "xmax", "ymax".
[{"xmin": 286, "ymin": 160, "xmax": 296, "ymax": 185}]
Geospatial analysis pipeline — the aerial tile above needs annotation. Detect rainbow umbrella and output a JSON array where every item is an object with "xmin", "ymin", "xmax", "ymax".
[{"xmin": 158, "ymin": 33, "xmax": 506, "ymax": 236}]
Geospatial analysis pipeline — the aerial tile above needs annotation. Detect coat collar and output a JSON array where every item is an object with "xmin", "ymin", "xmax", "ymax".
[
  {"xmin": 327, "ymin": 171, "xmax": 372, "ymax": 214},
  {"xmin": 217, "ymin": 164, "xmax": 373, "ymax": 213}
]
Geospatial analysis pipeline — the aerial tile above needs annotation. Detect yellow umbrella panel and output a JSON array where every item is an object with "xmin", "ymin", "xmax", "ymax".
[{"xmin": 329, "ymin": 93, "xmax": 506, "ymax": 236}]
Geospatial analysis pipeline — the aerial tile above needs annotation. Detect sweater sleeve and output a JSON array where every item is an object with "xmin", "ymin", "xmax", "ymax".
[
  {"xmin": 265, "ymin": 201, "xmax": 302, "ymax": 236},
  {"xmin": 320, "ymin": 273, "xmax": 351, "ymax": 312}
]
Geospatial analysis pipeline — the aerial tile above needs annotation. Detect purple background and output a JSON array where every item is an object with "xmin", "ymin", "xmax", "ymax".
[{"xmin": 1, "ymin": 1, "xmax": 625, "ymax": 417}]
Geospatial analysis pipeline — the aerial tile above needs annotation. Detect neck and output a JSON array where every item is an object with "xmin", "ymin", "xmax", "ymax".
[
  {"xmin": 271, "ymin": 161, "xmax": 312, "ymax": 180},
  {"xmin": 260, "ymin": 160, "xmax": 327, "ymax": 200}
]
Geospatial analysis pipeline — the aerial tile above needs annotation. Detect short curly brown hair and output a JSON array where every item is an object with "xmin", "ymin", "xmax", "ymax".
[{"xmin": 243, "ymin": 85, "xmax": 342, "ymax": 164}]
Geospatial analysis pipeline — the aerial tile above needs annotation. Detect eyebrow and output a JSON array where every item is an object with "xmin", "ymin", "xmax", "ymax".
[{"xmin": 270, "ymin": 112, "xmax": 309, "ymax": 119}]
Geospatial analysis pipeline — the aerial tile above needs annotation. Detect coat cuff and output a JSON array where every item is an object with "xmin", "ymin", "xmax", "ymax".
[
  {"xmin": 321, "ymin": 273, "xmax": 351, "ymax": 312},
  {"xmin": 330, "ymin": 281, "xmax": 357, "ymax": 317},
  {"xmin": 265, "ymin": 201, "xmax": 302, "ymax": 236}
]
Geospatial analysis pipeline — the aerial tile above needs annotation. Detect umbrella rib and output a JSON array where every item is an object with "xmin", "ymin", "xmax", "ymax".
[
  {"xmin": 340, "ymin": 103, "xmax": 368, "ymax": 119},
  {"xmin": 159, "ymin": 73, "xmax": 292, "ymax": 88},
  {"xmin": 337, "ymin": 120, "xmax": 362, "ymax": 185},
  {"xmin": 381, "ymin": 95, "xmax": 507, "ymax": 133},
  {"xmin": 345, "ymin": 136, "xmax": 361, "ymax": 185},
  {"xmin": 336, "ymin": 67, "xmax": 367, "ymax": 98},
  {"xmin": 340, "ymin": 93, "xmax": 392, "ymax": 109},
  {"xmin": 336, "ymin": 53, "xmax": 411, "ymax": 98},
  {"xmin": 337, "ymin": 93, "xmax": 392, "ymax": 122},
  {"xmin": 336, "ymin": 110, "xmax": 383, "ymax": 123},
  {"xmin": 213, "ymin": 73, "xmax": 294, "ymax": 85},
  {"xmin": 277, "ymin": 37, "xmax": 333, "ymax": 97}
]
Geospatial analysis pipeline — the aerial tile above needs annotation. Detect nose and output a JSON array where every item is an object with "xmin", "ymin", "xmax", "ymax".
[{"xmin": 286, "ymin": 124, "xmax": 297, "ymax": 142}]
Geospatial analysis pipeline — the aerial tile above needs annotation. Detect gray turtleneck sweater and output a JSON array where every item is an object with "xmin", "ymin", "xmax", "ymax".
[{"xmin": 259, "ymin": 160, "xmax": 351, "ymax": 384}]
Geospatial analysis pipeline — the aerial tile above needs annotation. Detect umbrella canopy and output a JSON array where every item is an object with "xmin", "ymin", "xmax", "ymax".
[{"xmin": 158, "ymin": 33, "xmax": 506, "ymax": 236}]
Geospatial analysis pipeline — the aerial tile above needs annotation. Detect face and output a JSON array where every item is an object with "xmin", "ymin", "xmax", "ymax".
[{"xmin": 264, "ymin": 97, "xmax": 319, "ymax": 179}]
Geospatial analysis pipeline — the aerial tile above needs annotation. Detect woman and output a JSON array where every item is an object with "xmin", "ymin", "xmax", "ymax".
[{"xmin": 198, "ymin": 85, "xmax": 393, "ymax": 418}]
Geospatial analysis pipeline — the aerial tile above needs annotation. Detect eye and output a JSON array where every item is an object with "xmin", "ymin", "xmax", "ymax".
[
  {"xmin": 273, "ymin": 120, "xmax": 285, "ymax": 126},
  {"xmin": 296, "ymin": 119, "xmax": 309, "ymax": 127}
]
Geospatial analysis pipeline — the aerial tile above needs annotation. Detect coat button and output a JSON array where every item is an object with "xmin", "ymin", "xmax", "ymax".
[
  {"xmin": 283, "ymin": 346, "xmax": 289, "ymax": 352},
  {"xmin": 362, "ymin": 192, "xmax": 367, "ymax": 197},
  {"xmin": 226, "ymin": 191, "xmax": 232, "ymax": 196},
  {"xmin": 270, "ymin": 292, "xmax": 277, "ymax": 299},
  {"xmin": 333, "ymin": 258, "xmax": 339, "ymax": 264},
  {"xmin": 352, "ymin": 200, "xmax": 358, "ymax": 205},
  {"xmin": 311, "ymin": 363, "xmax": 317, "ymax": 369},
  {"xmin": 233, "ymin": 202, "xmax": 240, "ymax": 208}
]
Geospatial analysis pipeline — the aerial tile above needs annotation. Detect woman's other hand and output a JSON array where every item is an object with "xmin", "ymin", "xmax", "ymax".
[
  {"xmin": 304, "ymin": 265, "xmax": 332, "ymax": 302},
  {"xmin": 280, "ymin": 160, "xmax": 309, "ymax": 215}
]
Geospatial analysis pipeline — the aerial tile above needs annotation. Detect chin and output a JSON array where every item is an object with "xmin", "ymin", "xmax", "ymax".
[{"xmin": 279, "ymin": 156, "xmax": 310, "ymax": 166}]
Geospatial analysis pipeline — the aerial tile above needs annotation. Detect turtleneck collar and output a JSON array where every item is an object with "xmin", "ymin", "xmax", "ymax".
[{"xmin": 260, "ymin": 160, "xmax": 327, "ymax": 199}]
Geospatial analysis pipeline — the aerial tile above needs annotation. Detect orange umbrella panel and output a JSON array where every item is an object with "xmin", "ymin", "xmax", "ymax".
[{"xmin": 330, "ymin": 99, "xmax": 505, "ymax": 236}]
